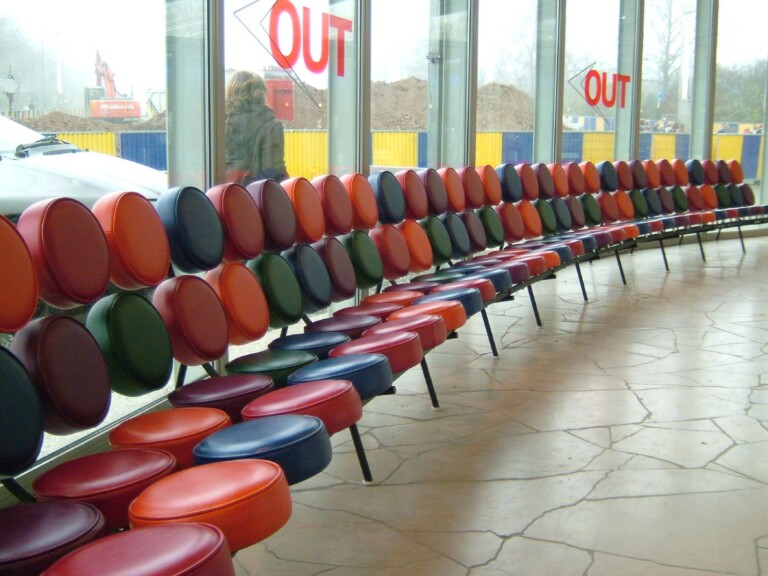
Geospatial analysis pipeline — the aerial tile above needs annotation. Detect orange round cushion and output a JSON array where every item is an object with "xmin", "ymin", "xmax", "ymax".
[
  {"xmin": 340, "ymin": 173, "xmax": 379, "ymax": 229},
  {"xmin": 579, "ymin": 162, "xmax": 601, "ymax": 193},
  {"xmin": 152, "ymin": 275, "xmax": 229, "ymax": 366},
  {"xmin": 110, "ymin": 407, "xmax": 231, "ymax": 469},
  {"xmin": 535, "ymin": 250, "xmax": 561, "ymax": 269},
  {"xmin": 242, "ymin": 379, "xmax": 361, "ymax": 435},
  {"xmin": 204, "ymin": 262, "xmax": 269, "ymax": 345},
  {"xmin": 727, "ymin": 159, "xmax": 744, "ymax": 184},
  {"xmin": 395, "ymin": 169, "xmax": 429, "ymax": 220},
  {"xmin": 363, "ymin": 314, "xmax": 447, "ymax": 352},
  {"xmin": 362, "ymin": 290, "xmax": 424, "ymax": 307},
  {"xmin": 548, "ymin": 163, "xmax": 569, "ymax": 197},
  {"xmin": 390, "ymin": 300, "xmax": 467, "ymax": 332},
  {"xmin": 438, "ymin": 167, "xmax": 467, "ymax": 213},
  {"xmin": 700, "ymin": 184, "xmax": 719, "ymax": 210},
  {"xmin": 329, "ymin": 331, "xmax": 423, "ymax": 375},
  {"xmin": 655, "ymin": 159, "xmax": 675, "ymax": 186},
  {"xmin": 456, "ymin": 166, "xmax": 484, "ymax": 209},
  {"xmin": 0, "ymin": 215, "xmax": 38, "ymax": 333},
  {"xmin": 128, "ymin": 459, "xmax": 291, "ymax": 553},
  {"xmin": 17, "ymin": 197, "xmax": 110, "ymax": 309},
  {"xmin": 518, "ymin": 200, "xmax": 543, "ymax": 239},
  {"xmin": 613, "ymin": 190, "xmax": 635, "ymax": 220},
  {"xmin": 643, "ymin": 159, "xmax": 662, "ymax": 188},
  {"xmin": 369, "ymin": 224, "xmax": 411, "ymax": 280},
  {"xmin": 397, "ymin": 220, "xmax": 433, "ymax": 272},
  {"xmin": 516, "ymin": 163, "xmax": 539, "ymax": 200},
  {"xmin": 597, "ymin": 191, "xmax": 619, "ymax": 223},
  {"xmin": 685, "ymin": 185, "xmax": 705, "ymax": 211},
  {"xmin": 670, "ymin": 159, "xmax": 690, "ymax": 185},
  {"xmin": 495, "ymin": 202, "xmax": 525, "ymax": 242},
  {"xmin": 564, "ymin": 162, "xmax": 586, "ymax": 195},
  {"xmin": 205, "ymin": 183, "xmax": 264, "ymax": 262},
  {"xmin": 92, "ymin": 191, "xmax": 171, "ymax": 289},
  {"xmin": 282, "ymin": 177, "xmax": 326, "ymax": 242},
  {"xmin": 311, "ymin": 174, "xmax": 354, "ymax": 236},
  {"xmin": 432, "ymin": 277, "xmax": 495, "ymax": 303},
  {"xmin": 475, "ymin": 165, "xmax": 503, "ymax": 205}
]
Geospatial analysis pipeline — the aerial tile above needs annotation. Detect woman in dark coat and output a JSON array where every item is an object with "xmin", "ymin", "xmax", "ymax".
[{"xmin": 225, "ymin": 70, "xmax": 289, "ymax": 184}]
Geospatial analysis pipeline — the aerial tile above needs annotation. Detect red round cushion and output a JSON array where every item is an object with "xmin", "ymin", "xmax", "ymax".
[
  {"xmin": 205, "ymin": 183, "xmax": 264, "ymax": 261},
  {"xmin": 329, "ymin": 331, "xmax": 423, "ymax": 375},
  {"xmin": 0, "ymin": 214, "xmax": 38, "ymax": 333},
  {"xmin": 363, "ymin": 314, "xmax": 447, "ymax": 352}
]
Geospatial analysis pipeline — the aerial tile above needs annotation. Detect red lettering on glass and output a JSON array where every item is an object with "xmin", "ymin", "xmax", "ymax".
[
  {"xmin": 585, "ymin": 69, "xmax": 601, "ymax": 106},
  {"xmin": 302, "ymin": 7, "xmax": 329, "ymax": 74},
  {"xmin": 583, "ymin": 69, "xmax": 631, "ymax": 109},
  {"xmin": 269, "ymin": 0, "xmax": 301, "ymax": 69}
]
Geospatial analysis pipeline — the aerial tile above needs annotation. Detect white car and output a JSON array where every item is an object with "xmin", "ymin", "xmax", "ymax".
[{"xmin": 0, "ymin": 115, "xmax": 167, "ymax": 221}]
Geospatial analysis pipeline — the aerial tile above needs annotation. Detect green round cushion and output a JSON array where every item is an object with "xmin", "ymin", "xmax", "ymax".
[
  {"xmin": 342, "ymin": 230, "xmax": 384, "ymax": 290},
  {"xmin": 715, "ymin": 183, "xmax": 732, "ymax": 208},
  {"xmin": 670, "ymin": 185, "xmax": 688, "ymax": 212},
  {"xmin": 421, "ymin": 215, "xmax": 453, "ymax": 266},
  {"xmin": 580, "ymin": 194, "xmax": 602, "ymax": 227},
  {"xmin": 225, "ymin": 350, "xmax": 317, "ymax": 387},
  {"xmin": 249, "ymin": 252, "xmax": 303, "ymax": 328},
  {"xmin": 86, "ymin": 292, "xmax": 173, "ymax": 397},
  {"xmin": 476, "ymin": 206, "xmax": 505, "ymax": 248},
  {"xmin": 629, "ymin": 189, "xmax": 649, "ymax": 218}
]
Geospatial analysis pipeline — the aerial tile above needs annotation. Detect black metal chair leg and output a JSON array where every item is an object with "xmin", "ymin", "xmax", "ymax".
[
  {"xmin": 737, "ymin": 225, "xmax": 746, "ymax": 253},
  {"xmin": 480, "ymin": 309, "xmax": 499, "ymax": 357},
  {"xmin": 349, "ymin": 423, "xmax": 373, "ymax": 483},
  {"xmin": 696, "ymin": 232, "xmax": 707, "ymax": 261},
  {"xmin": 615, "ymin": 251, "xmax": 627, "ymax": 285},
  {"xmin": 527, "ymin": 285, "xmax": 543, "ymax": 327},
  {"xmin": 420, "ymin": 357, "xmax": 440, "ymax": 408},
  {"xmin": 575, "ymin": 261, "xmax": 588, "ymax": 302},
  {"xmin": 658, "ymin": 239, "xmax": 670, "ymax": 271}
]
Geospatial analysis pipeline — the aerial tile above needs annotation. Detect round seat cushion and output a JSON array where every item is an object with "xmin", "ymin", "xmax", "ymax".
[
  {"xmin": 168, "ymin": 374, "xmax": 275, "ymax": 423},
  {"xmin": 441, "ymin": 213, "xmax": 472, "ymax": 258},
  {"xmin": 490, "ymin": 260, "xmax": 531, "ymax": 283},
  {"xmin": 362, "ymin": 290, "xmax": 424, "ymax": 307},
  {"xmin": 643, "ymin": 187, "xmax": 663, "ymax": 215},
  {"xmin": 204, "ymin": 262, "xmax": 269, "ymax": 345},
  {"xmin": 225, "ymin": 349, "xmax": 318, "ymax": 387},
  {"xmin": 613, "ymin": 160, "xmax": 634, "ymax": 190},
  {"xmin": 565, "ymin": 195, "xmax": 586, "ymax": 228},
  {"xmin": 0, "ymin": 502, "xmax": 105, "ymax": 576},
  {"xmin": 369, "ymin": 224, "xmax": 411, "ymax": 280},
  {"xmin": 92, "ymin": 191, "xmax": 171, "ymax": 289},
  {"xmin": 269, "ymin": 331, "xmax": 351, "ymax": 360},
  {"xmin": 580, "ymin": 161, "xmax": 601, "ymax": 193},
  {"xmin": 419, "ymin": 168, "xmax": 449, "ymax": 214},
  {"xmin": 629, "ymin": 189, "xmax": 650, "ymax": 217},
  {"xmin": 109, "ymin": 407, "xmax": 231, "ymax": 469},
  {"xmin": 496, "ymin": 202, "xmax": 525, "ymax": 242},
  {"xmin": 461, "ymin": 210, "xmax": 488, "ymax": 253},
  {"xmin": 16, "ymin": 197, "xmax": 110, "ymax": 309},
  {"xmin": 518, "ymin": 200, "xmax": 543, "ymax": 238},
  {"xmin": 397, "ymin": 219, "xmax": 434, "ymax": 272},
  {"xmin": 495, "ymin": 163, "xmax": 523, "ymax": 202},
  {"xmin": 369, "ymin": 171, "xmax": 406, "ymax": 224},
  {"xmin": 434, "ymin": 278, "xmax": 495, "ymax": 303},
  {"xmin": 564, "ymin": 162, "xmax": 586, "ymax": 195},
  {"xmin": 438, "ymin": 167, "xmax": 467, "ymax": 213},
  {"xmin": 128, "ymin": 459, "xmax": 291, "ymax": 552},
  {"xmin": 643, "ymin": 159, "xmax": 662, "ymax": 187},
  {"xmin": 246, "ymin": 179, "xmax": 297, "ymax": 250},
  {"xmin": 547, "ymin": 163, "xmax": 569, "ymax": 197},
  {"xmin": 363, "ymin": 314, "xmax": 447, "ymax": 352},
  {"xmin": 462, "ymin": 268, "xmax": 513, "ymax": 293},
  {"xmin": 342, "ymin": 230, "xmax": 385, "ymax": 289},
  {"xmin": 476, "ymin": 205, "xmax": 505, "ymax": 248},
  {"xmin": 85, "ymin": 292, "xmax": 173, "ymax": 398},
  {"xmin": 283, "ymin": 243, "xmax": 333, "ymax": 314},
  {"xmin": 533, "ymin": 163, "xmax": 555, "ymax": 199},
  {"xmin": 657, "ymin": 186, "xmax": 676, "ymax": 213},
  {"xmin": 596, "ymin": 161, "xmax": 619, "ymax": 191},
  {"xmin": 0, "ymin": 215, "xmax": 38, "ymax": 333},
  {"xmin": 597, "ymin": 191, "xmax": 619, "ymax": 223},
  {"xmin": 516, "ymin": 163, "xmax": 539, "ymax": 200},
  {"xmin": 613, "ymin": 190, "xmax": 635, "ymax": 220},
  {"xmin": 340, "ymin": 173, "xmax": 379, "ymax": 229},
  {"xmin": 249, "ymin": 251, "xmax": 304, "ymax": 328},
  {"xmin": 205, "ymin": 183, "xmax": 264, "ymax": 262},
  {"xmin": 628, "ymin": 160, "xmax": 648, "ymax": 189},
  {"xmin": 41, "ymin": 523, "xmax": 236, "ymax": 576},
  {"xmin": 476, "ymin": 165, "xmax": 503, "ymax": 205},
  {"xmin": 311, "ymin": 174, "xmax": 354, "ymax": 236},
  {"xmin": 314, "ymin": 237, "xmax": 358, "ymax": 302},
  {"xmin": 33, "ymin": 449, "xmax": 177, "ymax": 530},
  {"xmin": 395, "ymin": 169, "xmax": 429, "ymax": 219},
  {"xmin": 242, "ymin": 379, "xmax": 362, "ymax": 436},
  {"xmin": 193, "ymin": 414, "xmax": 332, "ymax": 485},
  {"xmin": 728, "ymin": 159, "xmax": 744, "ymax": 184},
  {"xmin": 329, "ymin": 331, "xmax": 423, "ymax": 376},
  {"xmin": 457, "ymin": 166, "xmax": 485, "ymax": 209},
  {"xmin": 412, "ymin": 269, "xmax": 466, "ymax": 284},
  {"xmin": 421, "ymin": 215, "xmax": 453, "ymax": 266},
  {"xmin": 287, "ymin": 353, "xmax": 394, "ymax": 401},
  {"xmin": 383, "ymin": 280, "xmax": 441, "ymax": 293},
  {"xmin": 550, "ymin": 197, "xmax": 573, "ymax": 231},
  {"xmin": 282, "ymin": 177, "xmax": 325, "ymax": 243},
  {"xmin": 686, "ymin": 159, "xmax": 705, "ymax": 185},
  {"xmin": 155, "ymin": 187, "xmax": 225, "ymax": 273},
  {"xmin": 334, "ymin": 302, "xmax": 403, "ymax": 321},
  {"xmin": 416, "ymin": 287, "xmax": 484, "ymax": 318},
  {"xmin": 390, "ymin": 300, "xmax": 467, "ymax": 332},
  {"xmin": 305, "ymin": 314, "xmax": 382, "ymax": 339},
  {"xmin": 534, "ymin": 198, "xmax": 558, "ymax": 234}
]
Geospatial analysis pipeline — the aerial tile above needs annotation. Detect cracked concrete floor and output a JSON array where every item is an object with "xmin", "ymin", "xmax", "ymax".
[{"xmin": 233, "ymin": 234, "xmax": 768, "ymax": 576}]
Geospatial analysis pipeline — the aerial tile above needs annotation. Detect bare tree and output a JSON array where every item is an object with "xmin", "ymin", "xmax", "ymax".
[{"xmin": 643, "ymin": 0, "xmax": 685, "ymax": 121}]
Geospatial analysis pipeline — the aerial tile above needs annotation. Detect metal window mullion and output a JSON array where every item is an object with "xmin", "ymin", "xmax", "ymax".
[
  {"xmin": 614, "ymin": 0, "xmax": 644, "ymax": 161},
  {"xmin": 689, "ymin": 0, "xmax": 718, "ymax": 160},
  {"xmin": 533, "ymin": 0, "xmax": 566, "ymax": 163}
]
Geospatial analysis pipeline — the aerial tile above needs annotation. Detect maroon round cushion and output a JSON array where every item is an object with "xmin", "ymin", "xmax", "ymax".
[
  {"xmin": 329, "ymin": 331, "xmax": 423, "ymax": 375},
  {"xmin": 313, "ymin": 237, "xmax": 357, "ymax": 302},
  {"xmin": 334, "ymin": 302, "xmax": 403, "ymax": 322},
  {"xmin": 41, "ymin": 523, "xmax": 235, "ymax": 576},
  {"xmin": 395, "ymin": 169, "xmax": 429, "ymax": 219},
  {"xmin": 33, "ymin": 449, "xmax": 177, "ymax": 531},
  {"xmin": 369, "ymin": 225, "xmax": 411, "ymax": 280},
  {"xmin": 0, "ymin": 502, "xmax": 105, "ymax": 576},
  {"xmin": 305, "ymin": 314, "xmax": 382, "ymax": 339},
  {"xmin": 16, "ymin": 198, "xmax": 110, "ymax": 309},
  {"xmin": 168, "ymin": 374, "xmax": 275, "ymax": 423},
  {"xmin": 246, "ymin": 179, "xmax": 297, "ymax": 250},
  {"xmin": 242, "ymin": 379, "xmax": 362, "ymax": 435}
]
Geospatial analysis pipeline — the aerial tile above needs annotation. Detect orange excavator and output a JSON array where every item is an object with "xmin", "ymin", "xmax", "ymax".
[{"xmin": 84, "ymin": 51, "xmax": 142, "ymax": 120}]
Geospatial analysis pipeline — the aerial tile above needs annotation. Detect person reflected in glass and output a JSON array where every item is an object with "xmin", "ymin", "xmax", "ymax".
[{"xmin": 225, "ymin": 70, "xmax": 289, "ymax": 185}]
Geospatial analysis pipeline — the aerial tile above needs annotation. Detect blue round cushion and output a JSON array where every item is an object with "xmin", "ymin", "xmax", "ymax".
[
  {"xmin": 193, "ymin": 414, "xmax": 332, "ymax": 485},
  {"xmin": 269, "ymin": 331, "xmax": 351, "ymax": 360},
  {"xmin": 156, "ymin": 186, "xmax": 225, "ymax": 273},
  {"xmin": 634, "ymin": 221, "xmax": 652, "ymax": 236},
  {"xmin": 462, "ymin": 268, "xmax": 512, "ymax": 293},
  {"xmin": 369, "ymin": 171, "xmax": 406, "ymax": 225},
  {"xmin": 287, "ymin": 353, "xmax": 393, "ymax": 401},
  {"xmin": 596, "ymin": 161, "xmax": 619, "ymax": 192},
  {"xmin": 440, "ymin": 213, "xmax": 471, "ymax": 259},
  {"xmin": 283, "ymin": 244, "xmax": 333, "ymax": 314},
  {"xmin": 415, "ymin": 287, "xmax": 483, "ymax": 318},
  {"xmin": 495, "ymin": 163, "xmax": 523, "ymax": 202}
]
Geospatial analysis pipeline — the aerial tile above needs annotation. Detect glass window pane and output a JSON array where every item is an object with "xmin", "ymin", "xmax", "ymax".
[
  {"xmin": 564, "ymin": 0, "xmax": 620, "ymax": 162},
  {"xmin": 476, "ymin": 1, "xmax": 537, "ymax": 167}
]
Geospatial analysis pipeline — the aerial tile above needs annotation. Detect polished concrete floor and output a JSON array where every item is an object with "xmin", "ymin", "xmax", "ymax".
[{"xmin": 234, "ymin": 233, "xmax": 768, "ymax": 576}]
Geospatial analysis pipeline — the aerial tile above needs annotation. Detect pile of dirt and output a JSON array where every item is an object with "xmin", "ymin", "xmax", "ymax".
[{"xmin": 17, "ymin": 79, "xmax": 534, "ymax": 134}]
